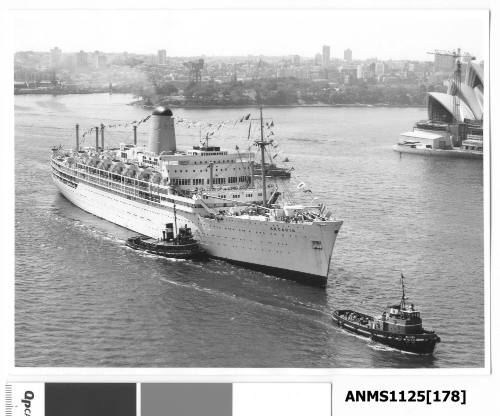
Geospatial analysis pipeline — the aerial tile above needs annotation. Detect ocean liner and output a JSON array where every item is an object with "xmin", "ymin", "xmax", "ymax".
[{"xmin": 51, "ymin": 107, "xmax": 343, "ymax": 287}]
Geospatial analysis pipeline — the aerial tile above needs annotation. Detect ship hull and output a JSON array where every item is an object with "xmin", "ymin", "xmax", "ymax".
[
  {"xmin": 393, "ymin": 144, "xmax": 482, "ymax": 160},
  {"xmin": 210, "ymin": 256, "xmax": 327, "ymax": 287},
  {"xmin": 332, "ymin": 310, "xmax": 440, "ymax": 355},
  {"xmin": 52, "ymin": 166, "xmax": 342, "ymax": 286}
]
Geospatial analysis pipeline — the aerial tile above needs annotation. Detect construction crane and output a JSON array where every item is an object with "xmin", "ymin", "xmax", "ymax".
[
  {"xmin": 183, "ymin": 59, "xmax": 204, "ymax": 84},
  {"xmin": 427, "ymin": 49, "xmax": 475, "ymax": 122}
]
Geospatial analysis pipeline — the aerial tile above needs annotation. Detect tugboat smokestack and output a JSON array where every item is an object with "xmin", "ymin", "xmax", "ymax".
[
  {"xmin": 95, "ymin": 126, "xmax": 99, "ymax": 151},
  {"xmin": 165, "ymin": 223, "xmax": 174, "ymax": 240}
]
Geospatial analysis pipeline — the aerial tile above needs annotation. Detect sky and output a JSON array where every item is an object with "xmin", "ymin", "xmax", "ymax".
[{"xmin": 11, "ymin": 9, "xmax": 487, "ymax": 61}]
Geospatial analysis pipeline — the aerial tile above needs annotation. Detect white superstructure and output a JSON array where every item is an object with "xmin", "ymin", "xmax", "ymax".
[{"xmin": 51, "ymin": 107, "xmax": 343, "ymax": 286}]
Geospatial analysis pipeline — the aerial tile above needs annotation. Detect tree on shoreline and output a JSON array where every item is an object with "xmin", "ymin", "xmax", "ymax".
[{"xmin": 134, "ymin": 76, "xmax": 438, "ymax": 107}]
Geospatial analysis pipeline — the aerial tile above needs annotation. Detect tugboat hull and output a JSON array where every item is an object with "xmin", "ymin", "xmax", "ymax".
[
  {"xmin": 370, "ymin": 331, "xmax": 439, "ymax": 355},
  {"xmin": 126, "ymin": 236, "xmax": 207, "ymax": 260},
  {"xmin": 332, "ymin": 310, "xmax": 440, "ymax": 355}
]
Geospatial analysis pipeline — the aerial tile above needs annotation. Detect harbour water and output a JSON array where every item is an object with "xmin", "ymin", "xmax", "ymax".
[{"xmin": 15, "ymin": 94, "xmax": 484, "ymax": 368}]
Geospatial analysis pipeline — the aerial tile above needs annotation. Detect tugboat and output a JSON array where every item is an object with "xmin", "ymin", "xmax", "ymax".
[
  {"xmin": 332, "ymin": 274, "xmax": 441, "ymax": 354},
  {"xmin": 126, "ymin": 222, "xmax": 206, "ymax": 260}
]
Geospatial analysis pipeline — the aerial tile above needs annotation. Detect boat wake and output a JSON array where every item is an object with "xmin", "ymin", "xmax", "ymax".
[{"xmin": 333, "ymin": 325, "xmax": 371, "ymax": 342}]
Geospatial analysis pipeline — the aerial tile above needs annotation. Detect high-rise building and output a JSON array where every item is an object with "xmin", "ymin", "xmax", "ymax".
[
  {"xmin": 367, "ymin": 62, "xmax": 376, "ymax": 78},
  {"xmin": 314, "ymin": 53, "xmax": 322, "ymax": 66},
  {"xmin": 158, "ymin": 49, "xmax": 167, "ymax": 65},
  {"xmin": 356, "ymin": 64, "xmax": 365, "ymax": 79},
  {"xmin": 344, "ymin": 48, "xmax": 352, "ymax": 63},
  {"xmin": 49, "ymin": 47, "xmax": 62, "ymax": 68},
  {"xmin": 92, "ymin": 51, "xmax": 107, "ymax": 69},
  {"xmin": 322, "ymin": 45, "xmax": 330, "ymax": 66},
  {"xmin": 375, "ymin": 62, "xmax": 385, "ymax": 76},
  {"xmin": 76, "ymin": 50, "xmax": 88, "ymax": 68},
  {"xmin": 291, "ymin": 55, "xmax": 300, "ymax": 65},
  {"xmin": 339, "ymin": 65, "xmax": 357, "ymax": 84}
]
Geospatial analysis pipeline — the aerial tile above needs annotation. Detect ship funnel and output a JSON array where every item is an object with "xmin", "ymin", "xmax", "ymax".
[{"xmin": 148, "ymin": 107, "xmax": 176, "ymax": 154}]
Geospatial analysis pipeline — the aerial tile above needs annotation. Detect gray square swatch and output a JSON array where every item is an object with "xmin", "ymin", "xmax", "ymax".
[{"xmin": 141, "ymin": 383, "xmax": 232, "ymax": 416}]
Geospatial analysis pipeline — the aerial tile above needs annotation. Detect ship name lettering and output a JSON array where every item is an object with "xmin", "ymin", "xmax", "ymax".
[{"xmin": 270, "ymin": 226, "xmax": 295, "ymax": 233}]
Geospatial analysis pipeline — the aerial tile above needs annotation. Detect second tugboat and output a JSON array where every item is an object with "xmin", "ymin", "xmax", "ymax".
[
  {"xmin": 126, "ymin": 219, "xmax": 206, "ymax": 260},
  {"xmin": 332, "ymin": 274, "xmax": 441, "ymax": 354}
]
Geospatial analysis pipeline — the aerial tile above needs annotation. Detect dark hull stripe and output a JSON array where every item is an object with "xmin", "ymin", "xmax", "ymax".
[{"xmin": 210, "ymin": 255, "xmax": 327, "ymax": 288}]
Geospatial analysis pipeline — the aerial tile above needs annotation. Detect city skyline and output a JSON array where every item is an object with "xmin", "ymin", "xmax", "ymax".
[
  {"xmin": 12, "ymin": 9, "xmax": 486, "ymax": 61},
  {"xmin": 16, "ymin": 48, "xmax": 479, "ymax": 62}
]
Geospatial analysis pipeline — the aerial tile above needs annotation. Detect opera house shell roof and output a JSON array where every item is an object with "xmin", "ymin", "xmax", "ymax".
[{"xmin": 427, "ymin": 61, "xmax": 484, "ymax": 124}]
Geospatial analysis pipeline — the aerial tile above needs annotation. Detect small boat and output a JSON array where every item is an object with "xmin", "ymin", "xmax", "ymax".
[
  {"xmin": 332, "ymin": 274, "xmax": 441, "ymax": 354},
  {"xmin": 126, "ymin": 222, "xmax": 206, "ymax": 260},
  {"xmin": 253, "ymin": 162, "xmax": 291, "ymax": 178}
]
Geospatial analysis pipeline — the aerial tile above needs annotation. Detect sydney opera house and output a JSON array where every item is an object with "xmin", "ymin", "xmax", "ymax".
[
  {"xmin": 396, "ymin": 60, "xmax": 484, "ymax": 157},
  {"xmin": 427, "ymin": 61, "xmax": 483, "ymax": 125}
]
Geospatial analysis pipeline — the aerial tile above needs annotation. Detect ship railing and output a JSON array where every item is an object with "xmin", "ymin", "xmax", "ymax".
[
  {"xmin": 51, "ymin": 158, "xmax": 198, "ymax": 210},
  {"xmin": 53, "ymin": 158, "xmax": 331, "ymax": 225},
  {"xmin": 53, "ymin": 156, "xmax": 262, "ymax": 202},
  {"xmin": 197, "ymin": 197, "xmax": 217, "ymax": 215},
  {"xmin": 52, "ymin": 157, "xmax": 165, "ymax": 193}
]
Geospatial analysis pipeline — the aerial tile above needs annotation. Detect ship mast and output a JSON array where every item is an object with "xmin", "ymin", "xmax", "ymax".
[
  {"xmin": 254, "ymin": 106, "xmax": 270, "ymax": 207},
  {"xmin": 400, "ymin": 272, "xmax": 407, "ymax": 310},
  {"xmin": 173, "ymin": 202, "xmax": 178, "ymax": 238}
]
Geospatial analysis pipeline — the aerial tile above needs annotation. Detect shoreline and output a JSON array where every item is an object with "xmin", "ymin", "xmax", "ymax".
[
  {"xmin": 14, "ymin": 92, "xmax": 426, "ymax": 109},
  {"xmin": 137, "ymin": 103, "xmax": 426, "ymax": 109}
]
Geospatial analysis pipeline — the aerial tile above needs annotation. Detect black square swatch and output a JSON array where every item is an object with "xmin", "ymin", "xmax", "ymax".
[{"xmin": 45, "ymin": 383, "xmax": 136, "ymax": 416}]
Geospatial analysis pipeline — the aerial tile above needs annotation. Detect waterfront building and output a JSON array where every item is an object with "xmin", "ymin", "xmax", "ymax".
[
  {"xmin": 375, "ymin": 62, "xmax": 385, "ymax": 76},
  {"xmin": 92, "ymin": 51, "xmax": 107, "ymax": 69},
  {"xmin": 322, "ymin": 45, "xmax": 330, "ymax": 67},
  {"xmin": 314, "ymin": 53, "xmax": 322, "ymax": 66},
  {"xmin": 76, "ymin": 50, "xmax": 88, "ymax": 68},
  {"xmin": 49, "ymin": 47, "xmax": 62, "ymax": 68},
  {"xmin": 356, "ymin": 64, "xmax": 365, "ymax": 79},
  {"xmin": 427, "ymin": 61, "xmax": 484, "ymax": 123},
  {"xmin": 339, "ymin": 65, "xmax": 357, "ymax": 84},
  {"xmin": 158, "ymin": 49, "xmax": 167, "ymax": 65},
  {"xmin": 395, "ymin": 61, "xmax": 484, "ymax": 155},
  {"xmin": 344, "ymin": 48, "xmax": 352, "ymax": 63}
]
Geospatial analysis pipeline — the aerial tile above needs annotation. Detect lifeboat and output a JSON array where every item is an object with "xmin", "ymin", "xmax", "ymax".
[
  {"xmin": 110, "ymin": 161, "xmax": 126, "ymax": 174},
  {"xmin": 138, "ymin": 167, "xmax": 154, "ymax": 181},
  {"xmin": 123, "ymin": 164, "xmax": 139, "ymax": 178},
  {"xmin": 97, "ymin": 159, "xmax": 113, "ymax": 171},
  {"xmin": 88, "ymin": 156, "xmax": 101, "ymax": 167},
  {"xmin": 151, "ymin": 172, "xmax": 162, "ymax": 184}
]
